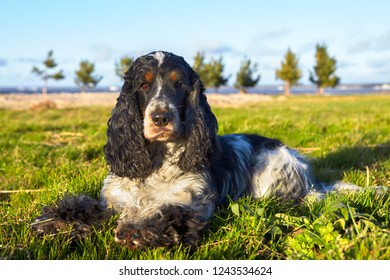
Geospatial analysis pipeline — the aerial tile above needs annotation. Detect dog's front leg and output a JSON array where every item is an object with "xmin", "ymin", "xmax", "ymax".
[{"xmin": 102, "ymin": 174, "xmax": 215, "ymax": 249}]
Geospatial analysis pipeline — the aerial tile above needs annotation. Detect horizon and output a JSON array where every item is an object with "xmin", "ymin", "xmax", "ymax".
[
  {"xmin": 1, "ymin": 0, "xmax": 389, "ymax": 87},
  {"xmin": 2, "ymin": 82, "xmax": 389, "ymax": 96}
]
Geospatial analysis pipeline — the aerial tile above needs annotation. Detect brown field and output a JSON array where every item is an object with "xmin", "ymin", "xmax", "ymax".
[{"xmin": 0, "ymin": 92, "xmax": 277, "ymax": 110}]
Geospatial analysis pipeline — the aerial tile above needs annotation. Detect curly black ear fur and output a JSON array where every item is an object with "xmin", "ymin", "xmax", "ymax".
[
  {"xmin": 104, "ymin": 65, "xmax": 152, "ymax": 179},
  {"xmin": 178, "ymin": 68, "xmax": 221, "ymax": 172}
]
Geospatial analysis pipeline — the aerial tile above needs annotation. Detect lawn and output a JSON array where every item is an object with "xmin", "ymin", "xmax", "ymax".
[{"xmin": 0, "ymin": 95, "xmax": 389, "ymax": 259}]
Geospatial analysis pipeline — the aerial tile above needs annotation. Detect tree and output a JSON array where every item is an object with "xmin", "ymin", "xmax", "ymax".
[
  {"xmin": 192, "ymin": 52, "xmax": 208, "ymax": 83},
  {"xmin": 309, "ymin": 44, "xmax": 340, "ymax": 95},
  {"xmin": 234, "ymin": 58, "xmax": 260, "ymax": 94},
  {"xmin": 32, "ymin": 50, "xmax": 65, "ymax": 94},
  {"xmin": 192, "ymin": 53, "xmax": 229, "ymax": 92},
  {"xmin": 192, "ymin": 52, "xmax": 205, "ymax": 73},
  {"xmin": 275, "ymin": 48, "xmax": 302, "ymax": 96},
  {"xmin": 115, "ymin": 56, "xmax": 133, "ymax": 81},
  {"xmin": 204, "ymin": 57, "xmax": 230, "ymax": 92},
  {"xmin": 74, "ymin": 60, "xmax": 103, "ymax": 94}
]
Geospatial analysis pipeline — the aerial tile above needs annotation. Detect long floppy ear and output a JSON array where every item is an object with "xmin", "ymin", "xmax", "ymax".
[
  {"xmin": 104, "ymin": 65, "xmax": 152, "ymax": 179},
  {"xmin": 178, "ymin": 69, "xmax": 221, "ymax": 172}
]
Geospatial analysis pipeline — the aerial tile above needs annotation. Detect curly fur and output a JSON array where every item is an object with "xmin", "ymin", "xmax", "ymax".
[
  {"xmin": 32, "ymin": 195, "xmax": 112, "ymax": 238},
  {"xmin": 178, "ymin": 78, "xmax": 220, "ymax": 172},
  {"xmin": 104, "ymin": 76, "xmax": 153, "ymax": 179}
]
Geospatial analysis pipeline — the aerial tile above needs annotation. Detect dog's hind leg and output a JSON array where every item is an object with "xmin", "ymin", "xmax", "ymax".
[{"xmin": 248, "ymin": 145, "xmax": 314, "ymax": 201}]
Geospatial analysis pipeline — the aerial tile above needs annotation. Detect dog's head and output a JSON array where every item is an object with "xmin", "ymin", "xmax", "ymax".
[
  {"xmin": 130, "ymin": 51, "xmax": 196, "ymax": 142},
  {"xmin": 105, "ymin": 51, "xmax": 219, "ymax": 179}
]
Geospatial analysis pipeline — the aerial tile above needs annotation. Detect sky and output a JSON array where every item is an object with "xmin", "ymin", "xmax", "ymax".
[{"xmin": 1, "ymin": 0, "xmax": 389, "ymax": 87}]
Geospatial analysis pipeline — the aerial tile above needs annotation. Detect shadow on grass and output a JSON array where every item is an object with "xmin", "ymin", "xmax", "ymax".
[{"xmin": 312, "ymin": 141, "xmax": 390, "ymax": 184}]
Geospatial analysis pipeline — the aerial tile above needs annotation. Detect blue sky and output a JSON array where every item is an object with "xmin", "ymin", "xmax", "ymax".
[{"xmin": 1, "ymin": 0, "xmax": 389, "ymax": 87}]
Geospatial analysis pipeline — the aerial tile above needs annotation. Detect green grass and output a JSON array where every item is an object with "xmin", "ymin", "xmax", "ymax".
[{"xmin": 1, "ymin": 95, "xmax": 389, "ymax": 260}]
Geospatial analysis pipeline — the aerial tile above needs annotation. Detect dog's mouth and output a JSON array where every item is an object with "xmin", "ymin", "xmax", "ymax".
[{"xmin": 144, "ymin": 127, "xmax": 177, "ymax": 142}]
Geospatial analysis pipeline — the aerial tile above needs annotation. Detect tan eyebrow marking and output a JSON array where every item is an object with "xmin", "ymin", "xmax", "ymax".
[
  {"xmin": 145, "ymin": 71, "xmax": 154, "ymax": 83},
  {"xmin": 169, "ymin": 71, "xmax": 178, "ymax": 81}
]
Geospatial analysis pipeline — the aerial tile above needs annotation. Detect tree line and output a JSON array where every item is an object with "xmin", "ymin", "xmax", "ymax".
[
  {"xmin": 32, "ymin": 51, "xmax": 104, "ymax": 94},
  {"xmin": 194, "ymin": 44, "xmax": 340, "ymax": 95},
  {"xmin": 32, "ymin": 44, "xmax": 339, "ymax": 95}
]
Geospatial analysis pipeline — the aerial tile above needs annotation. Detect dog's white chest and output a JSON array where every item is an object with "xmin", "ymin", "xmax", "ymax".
[{"xmin": 101, "ymin": 162, "xmax": 209, "ymax": 223}]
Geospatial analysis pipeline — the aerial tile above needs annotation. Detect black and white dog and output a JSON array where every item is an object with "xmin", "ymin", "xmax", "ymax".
[{"xmin": 33, "ymin": 51, "xmax": 359, "ymax": 249}]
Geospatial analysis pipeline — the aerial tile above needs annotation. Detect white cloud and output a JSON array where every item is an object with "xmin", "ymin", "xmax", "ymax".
[
  {"xmin": 261, "ymin": 29, "xmax": 291, "ymax": 40},
  {"xmin": 15, "ymin": 57, "xmax": 41, "ymax": 63},
  {"xmin": 366, "ymin": 57, "xmax": 390, "ymax": 68},
  {"xmin": 346, "ymin": 30, "xmax": 390, "ymax": 53},
  {"xmin": 193, "ymin": 41, "xmax": 234, "ymax": 56},
  {"xmin": 89, "ymin": 43, "xmax": 117, "ymax": 62},
  {"xmin": 374, "ymin": 30, "xmax": 390, "ymax": 51},
  {"xmin": 348, "ymin": 40, "xmax": 371, "ymax": 54}
]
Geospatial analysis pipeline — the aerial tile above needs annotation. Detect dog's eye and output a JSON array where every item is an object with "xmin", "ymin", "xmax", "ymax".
[
  {"xmin": 140, "ymin": 83, "xmax": 149, "ymax": 90},
  {"xmin": 174, "ymin": 81, "xmax": 183, "ymax": 88}
]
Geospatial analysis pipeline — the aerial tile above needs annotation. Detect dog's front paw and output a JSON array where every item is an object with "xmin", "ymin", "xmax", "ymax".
[
  {"xmin": 114, "ymin": 225, "xmax": 149, "ymax": 250},
  {"xmin": 114, "ymin": 222, "xmax": 180, "ymax": 250}
]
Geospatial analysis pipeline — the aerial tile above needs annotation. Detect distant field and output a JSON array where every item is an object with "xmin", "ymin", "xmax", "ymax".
[{"xmin": 0, "ymin": 95, "xmax": 389, "ymax": 259}]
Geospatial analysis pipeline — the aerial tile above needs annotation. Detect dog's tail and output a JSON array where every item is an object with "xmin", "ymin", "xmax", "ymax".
[
  {"xmin": 31, "ymin": 194, "xmax": 113, "ymax": 239},
  {"xmin": 307, "ymin": 180, "xmax": 388, "ymax": 200}
]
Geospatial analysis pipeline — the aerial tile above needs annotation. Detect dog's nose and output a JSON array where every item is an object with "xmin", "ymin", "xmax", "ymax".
[{"xmin": 151, "ymin": 112, "xmax": 172, "ymax": 127}]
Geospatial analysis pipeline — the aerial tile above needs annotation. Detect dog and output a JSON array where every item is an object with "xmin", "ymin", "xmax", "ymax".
[{"xmin": 33, "ymin": 51, "xmax": 360, "ymax": 249}]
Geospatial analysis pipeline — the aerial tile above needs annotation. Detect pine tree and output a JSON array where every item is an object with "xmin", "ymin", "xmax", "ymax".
[
  {"xmin": 74, "ymin": 60, "xmax": 103, "ymax": 94},
  {"xmin": 234, "ymin": 58, "xmax": 260, "ymax": 94},
  {"xmin": 275, "ymin": 48, "xmax": 302, "ymax": 96},
  {"xmin": 192, "ymin": 52, "xmax": 205, "ymax": 73},
  {"xmin": 192, "ymin": 53, "xmax": 229, "ymax": 91},
  {"xmin": 115, "ymin": 56, "xmax": 133, "ymax": 81},
  {"xmin": 192, "ymin": 52, "xmax": 208, "ymax": 84},
  {"xmin": 309, "ymin": 44, "xmax": 340, "ymax": 95},
  {"xmin": 204, "ymin": 57, "xmax": 230, "ymax": 92},
  {"xmin": 32, "ymin": 50, "xmax": 65, "ymax": 94}
]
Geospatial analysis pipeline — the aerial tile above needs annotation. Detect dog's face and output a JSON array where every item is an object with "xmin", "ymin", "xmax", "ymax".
[{"xmin": 128, "ymin": 51, "xmax": 194, "ymax": 142}]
